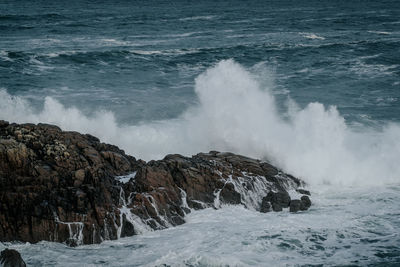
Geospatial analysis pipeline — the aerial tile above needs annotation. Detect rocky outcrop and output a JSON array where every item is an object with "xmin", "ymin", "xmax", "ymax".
[
  {"xmin": 0, "ymin": 121, "xmax": 311, "ymax": 246},
  {"xmin": 0, "ymin": 249, "xmax": 26, "ymax": 267},
  {"xmin": 0, "ymin": 121, "xmax": 141, "ymax": 246}
]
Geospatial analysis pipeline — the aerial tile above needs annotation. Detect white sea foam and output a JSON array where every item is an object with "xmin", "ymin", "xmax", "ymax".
[
  {"xmin": 3, "ymin": 185, "xmax": 399, "ymax": 266},
  {"xmin": 100, "ymin": 38, "xmax": 132, "ymax": 46},
  {"xmin": 130, "ymin": 50, "xmax": 164, "ymax": 55},
  {"xmin": 179, "ymin": 15, "xmax": 216, "ymax": 21},
  {"xmin": 41, "ymin": 50, "xmax": 78, "ymax": 58},
  {"xmin": 163, "ymin": 32, "xmax": 202, "ymax": 38},
  {"xmin": 130, "ymin": 48, "xmax": 200, "ymax": 56},
  {"xmin": 302, "ymin": 33, "xmax": 325, "ymax": 40},
  {"xmin": 0, "ymin": 51, "xmax": 13, "ymax": 62},
  {"xmin": 1, "ymin": 60, "xmax": 400, "ymax": 188},
  {"xmin": 116, "ymin": 172, "xmax": 137, "ymax": 184},
  {"xmin": 350, "ymin": 60, "xmax": 398, "ymax": 77},
  {"xmin": 368, "ymin": 30, "xmax": 391, "ymax": 35}
]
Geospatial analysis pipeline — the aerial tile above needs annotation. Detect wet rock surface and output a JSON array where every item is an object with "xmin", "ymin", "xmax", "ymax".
[
  {"xmin": 0, "ymin": 248, "xmax": 26, "ymax": 267},
  {"xmin": 289, "ymin": 195, "xmax": 312, "ymax": 213},
  {"xmin": 0, "ymin": 121, "xmax": 141, "ymax": 245},
  {"xmin": 263, "ymin": 191, "xmax": 291, "ymax": 211},
  {"xmin": 0, "ymin": 121, "xmax": 312, "ymax": 245}
]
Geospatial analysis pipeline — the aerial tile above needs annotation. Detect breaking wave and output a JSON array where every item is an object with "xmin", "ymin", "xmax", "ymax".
[{"xmin": 1, "ymin": 60, "xmax": 400, "ymax": 187}]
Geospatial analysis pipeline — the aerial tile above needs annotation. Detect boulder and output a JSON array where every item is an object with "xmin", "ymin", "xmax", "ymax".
[
  {"xmin": 301, "ymin": 195, "xmax": 312, "ymax": 210},
  {"xmin": 0, "ymin": 249, "xmax": 26, "ymax": 267},
  {"xmin": 289, "ymin": 200, "xmax": 302, "ymax": 212},
  {"xmin": 262, "ymin": 191, "xmax": 291, "ymax": 212},
  {"xmin": 289, "ymin": 196, "xmax": 312, "ymax": 212}
]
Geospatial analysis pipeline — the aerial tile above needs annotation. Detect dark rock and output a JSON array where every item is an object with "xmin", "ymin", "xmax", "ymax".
[
  {"xmin": 187, "ymin": 200, "xmax": 206, "ymax": 210},
  {"xmin": 300, "ymin": 195, "xmax": 312, "ymax": 210},
  {"xmin": 296, "ymin": 189, "xmax": 311, "ymax": 196},
  {"xmin": 290, "ymin": 196, "xmax": 312, "ymax": 212},
  {"xmin": 260, "ymin": 198, "xmax": 271, "ymax": 213},
  {"xmin": 0, "ymin": 123, "xmax": 140, "ymax": 245},
  {"xmin": 170, "ymin": 215, "xmax": 186, "ymax": 225},
  {"xmin": 219, "ymin": 183, "xmax": 241, "ymax": 205},
  {"xmin": 264, "ymin": 191, "xmax": 291, "ymax": 209},
  {"xmin": 0, "ymin": 122, "xmax": 311, "ymax": 245},
  {"xmin": 0, "ymin": 120, "xmax": 9, "ymax": 128},
  {"xmin": 65, "ymin": 238, "xmax": 79, "ymax": 247},
  {"xmin": 120, "ymin": 214, "xmax": 135, "ymax": 238},
  {"xmin": 289, "ymin": 200, "xmax": 302, "ymax": 212},
  {"xmin": 272, "ymin": 203, "xmax": 283, "ymax": 212},
  {"xmin": 0, "ymin": 249, "xmax": 26, "ymax": 267}
]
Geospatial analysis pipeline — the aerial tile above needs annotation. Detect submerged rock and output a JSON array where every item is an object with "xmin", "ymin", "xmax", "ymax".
[
  {"xmin": 0, "ymin": 121, "xmax": 311, "ymax": 245},
  {"xmin": 0, "ymin": 249, "xmax": 26, "ymax": 267}
]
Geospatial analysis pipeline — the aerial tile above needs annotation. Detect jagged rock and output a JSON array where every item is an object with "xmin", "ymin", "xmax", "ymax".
[
  {"xmin": 0, "ymin": 121, "xmax": 311, "ymax": 245},
  {"xmin": 0, "ymin": 249, "xmax": 26, "ymax": 267},
  {"xmin": 0, "ymin": 121, "xmax": 140, "ymax": 245}
]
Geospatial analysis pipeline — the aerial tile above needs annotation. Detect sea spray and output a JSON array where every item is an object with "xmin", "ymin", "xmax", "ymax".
[{"xmin": 1, "ymin": 60, "xmax": 400, "ymax": 187}]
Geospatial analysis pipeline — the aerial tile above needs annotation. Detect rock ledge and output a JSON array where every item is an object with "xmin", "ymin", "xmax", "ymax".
[{"xmin": 0, "ymin": 121, "xmax": 311, "ymax": 245}]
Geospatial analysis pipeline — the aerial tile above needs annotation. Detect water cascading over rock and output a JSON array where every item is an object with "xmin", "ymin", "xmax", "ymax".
[{"xmin": 0, "ymin": 121, "xmax": 311, "ymax": 246}]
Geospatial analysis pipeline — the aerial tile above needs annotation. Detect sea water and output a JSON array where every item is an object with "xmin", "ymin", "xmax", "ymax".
[{"xmin": 1, "ymin": 0, "xmax": 399, "ymax": 266}]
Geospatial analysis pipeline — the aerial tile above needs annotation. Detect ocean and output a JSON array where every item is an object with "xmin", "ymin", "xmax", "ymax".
[{"xmin": 1, "ymin": 0, "xmax": 400, "ymax": 266}]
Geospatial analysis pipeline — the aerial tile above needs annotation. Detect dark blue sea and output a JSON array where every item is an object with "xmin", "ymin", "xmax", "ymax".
[{"xmin": 1, "ymin": 0, "xmax": 400, "ymax": 266}]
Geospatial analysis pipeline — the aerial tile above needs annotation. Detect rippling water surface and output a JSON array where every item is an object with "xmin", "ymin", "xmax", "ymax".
[
  {"xmin": 1, "ymin": 0, "xmax": 400, "ymax": 266},
  {"xmin": 1, "ymin": 0, "xmax": 399, "ymax": 124}
]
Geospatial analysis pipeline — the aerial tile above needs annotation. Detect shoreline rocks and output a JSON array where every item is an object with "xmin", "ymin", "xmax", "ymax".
[
  {"xmin": 0, "ymin": 249, "xmax": 26, "ymax": 267},
  {"xmin": 0, "ymin": 121, "xmax": 311, "ymax": 246}
]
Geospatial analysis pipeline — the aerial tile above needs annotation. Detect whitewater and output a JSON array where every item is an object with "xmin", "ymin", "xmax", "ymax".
[
  {"xmin": 1, "ymin": 60, "xmax": 400, "ymax": 265},
  {"xmin": 1, "ymin": 187, "xmax": 399, "ymax": 266},
  {"xmin": 1, "ymin": 0, "xmax": 400, "ymax": 265},
  {"xmin": 1, "ymin": 60, "xmax": 400, "ymax": 187}
]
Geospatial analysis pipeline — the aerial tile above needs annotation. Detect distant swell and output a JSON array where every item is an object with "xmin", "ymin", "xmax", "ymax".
[{"xmin": 1, "ymin": 60, "xmax": 400, "ymax": 187}]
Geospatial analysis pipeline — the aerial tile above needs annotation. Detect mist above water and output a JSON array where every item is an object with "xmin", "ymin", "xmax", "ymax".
[{"xmin": 1, "ymin": 60, "xmax": 400, "ymax": 187}]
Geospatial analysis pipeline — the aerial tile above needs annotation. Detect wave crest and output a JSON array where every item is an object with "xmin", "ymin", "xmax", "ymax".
[{"xmin": 1, "ymin": 59, "xmax": 400, "ymax": 187}]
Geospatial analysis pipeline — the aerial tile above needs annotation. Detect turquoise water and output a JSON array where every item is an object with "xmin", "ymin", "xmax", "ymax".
[{"xmin": 1, "ymin": 0, "xmax": 400, "ymax": 266}]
